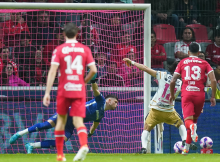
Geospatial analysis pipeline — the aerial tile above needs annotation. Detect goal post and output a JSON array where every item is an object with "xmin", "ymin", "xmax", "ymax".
[{"xmin": 0, "ymin": 2, "xmax": 151, "ymax": 153}]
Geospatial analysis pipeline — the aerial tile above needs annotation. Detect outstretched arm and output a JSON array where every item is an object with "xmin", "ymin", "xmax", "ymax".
[
  {"xmin": 91, "ymin": 82, "xmax": 100, "ymax": 97},
  {"xmin": 88, "ymin": 122, "xmax": 100, "ymax": 137},
  {"xmin": 123, "ymin": 58, "xmax": 157, "ymax": 77},
  {"xmin": 169, "ymin": 73, "xmax": 180, "ymax": 104}
]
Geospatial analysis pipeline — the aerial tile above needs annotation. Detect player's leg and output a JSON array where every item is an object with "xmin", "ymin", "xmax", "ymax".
[
  {"xmin": 69, "ymin": 98, "xmax": 89, "ymax": 161},
  {"xmin": 9, "ymin": 118, "xmax": 56, "ymax": 144},
  {"xmin": 165, "ymin": 110, "xmax": 197, "ymax": 150},
  {"xmin": 139, "ymin": 109, "xmax": 159, "ymax": 154},
  {"xmin": 55, "ymin": 96, "xmax": 70, "ymax": 161},
  {"xmin": 25, "ymin": 130, "xmax": 71, "ymax": 154},
  {"xmin": 181, "ymin": 95, "xmax": 197, "ymax": 154}
]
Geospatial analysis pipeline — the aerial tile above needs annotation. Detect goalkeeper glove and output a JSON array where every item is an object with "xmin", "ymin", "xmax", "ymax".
[{"xmin": 88, "ymin": 132, "xmax": 94, "ymax": 137}]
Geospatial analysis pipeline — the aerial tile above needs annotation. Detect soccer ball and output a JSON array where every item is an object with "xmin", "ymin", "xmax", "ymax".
[
  {"xmin": 200, "ymin": 137, "xmax": 213, "ymax": 149},
  {"xmin": 174, "ymin": 141, "xmax": 184, "ymax": 153}
]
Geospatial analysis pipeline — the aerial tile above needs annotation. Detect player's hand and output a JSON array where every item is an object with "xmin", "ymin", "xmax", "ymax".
[
  {"xmin": 169, "ymin": 95, "xmax": 175, "ymax": 105},
  {"xmin": 43, "ymin": 93, "xmax": 50, "ymax": 107},
  {"xmin": 210, "ymin": 97, "xmax": 216, "ymax": 106},
  {"xmin": 123, "ymin": 58, "xmax": 132, "ymax": 67},
  {"xmin": 88, "ymin": 132, "xmax": 94, "ymax": 137}
]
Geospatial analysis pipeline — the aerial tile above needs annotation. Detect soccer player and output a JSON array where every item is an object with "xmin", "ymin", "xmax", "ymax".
[
  {"xmin": 9, "ymin": 82, "xmax": 118, "ymax": 154},
  {"xmin": 169, "ymin": 42, "xmax": 217, "ymax": 155},
  {"xmin": 43, "ymin": 23, "xmax": 97, "ymax": 161},
  {"xmin": 123, "ymin": 58, "xmax": 197, "ymax": 154}
]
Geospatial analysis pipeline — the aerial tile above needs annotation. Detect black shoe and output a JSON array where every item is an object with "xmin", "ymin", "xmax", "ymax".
[
  {"xmin": 137, "ymin": 148, "xmax": 147, "ymax": 154},
  {"xmin": 182, "ymin": 140, "xmax": 198, "ymax": 150},
  {"xmin": 189, "ymin": 143, "xmax": 198, "ymax": 150}
]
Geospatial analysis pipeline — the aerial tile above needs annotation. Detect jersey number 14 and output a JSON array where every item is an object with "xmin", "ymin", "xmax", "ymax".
[{"xmin": 64, "ymin": 55, "xmax": 83, "ymax": 75}]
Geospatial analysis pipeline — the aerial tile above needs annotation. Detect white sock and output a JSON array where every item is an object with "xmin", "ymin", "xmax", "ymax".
[
  {"xmin": 179, "ymin": 125, "xmax": 187, "ymax": 141},
  {"xmin": 141, "ymin": 130, "xmax": 150, "ymax": 149},
  {"xmin": 30, "ymin": 142, "xmax": 41, "ymax": 148},
  {"xmin": 18, "ymin": 128, "xmax": 29, "ymax": 136}
]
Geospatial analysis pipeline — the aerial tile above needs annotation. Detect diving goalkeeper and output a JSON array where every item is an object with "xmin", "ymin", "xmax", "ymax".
[{"xmin": 9, "ymin": 81, "xmax": 118, "ymax": 154}]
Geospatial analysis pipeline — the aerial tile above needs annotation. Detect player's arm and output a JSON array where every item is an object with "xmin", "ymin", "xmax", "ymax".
[
  {"xmin": 85, "ymin": 64, "xmax": 97, "ymax": 84},
  {"xmin": 169, "ymin": 73, "xmax": 180, "ymax": 104},
  {"xmin": 88, "ymin": 122, "xmax": 100, "ymax": 137},
  {"xmin": 123, "ymin": 58, "xmax": 156, "ymax": 78},
  {"xmin": 208, "ymin": 71, "xmax": 217, "ymax": 106},
  {"xmin": 92, "ymin": 82, "xmax": 100, "ymax": 97},
  {"xmin": 43, "ymin": 64, "xmax": 59, "ymax": 107}
]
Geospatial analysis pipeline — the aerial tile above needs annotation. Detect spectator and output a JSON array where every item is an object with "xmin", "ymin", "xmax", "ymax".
[
  {"xmin": 56, "ymin": 0, "xmax": 80, "ymax": 27},
  {"xmin": 14, "ymin": 32, "xmax": 36, "ymax": 83},
  {"xmin": 118, "ymin": 51, "xmax": 143, "ymax": 87},
  {"xmin": 77, "ymin": 14, "xmax": 99, "ymax": 52},
  {"xmin": 98, "ymin": 61, "xmax": 124, "ymax": 87},
  {"xmin": 133, "ymin": 20, "xmax": 144, "ymax": 50},
  {"xmin": 30, "ymin": 50, "xmax": 47, "ymax": 86},
  {"xmin": 30, "ymin": 11, "xmax": 54, "ymax": 47},
  {"xmin": 1, "ymin": 63, "xmax": 29, "ymax": 86},
  {"xmin": 145, "ymin": 0, "xmax": 179, "ymax": 37},
  {"xmin": 206, "ymin": 29, "xmax": 220, "ymax": 67},
  {"xmin": 175, "ymin": 0, "xmax": 198, "ymax": 39},
  {"xmin": 95, "ymin": 50, "xmax": 107, "ymax": 77},
  {"xmin": 43, "ymin": 27, "xmax": 65, "ymax": 66},
  {"xmin": 174, "ymin": 27, "xmax": 201, "ymax": 61},
  {"xmin": 100, "ymin": 14, "xmax": 124, "ymax": 53},
  {"xmin": 151, "ymin": 30, "xmax": 167, "ymax": 69},
  {"xmin": 3, "ymin": 12, "xmax": 30, "ymax": 46},
  {"xmin": 111, "ymin": 31, "xmax": 137, "ymax": 67},
  {"xmin": 0, "ymin": 47, "xmax": 18, "ymax": 75}
]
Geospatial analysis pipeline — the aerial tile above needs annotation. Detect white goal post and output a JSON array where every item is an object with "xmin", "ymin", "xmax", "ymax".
[{"xmin": 0, "ymin": 2, "xmax": 152, "ymax": 152}]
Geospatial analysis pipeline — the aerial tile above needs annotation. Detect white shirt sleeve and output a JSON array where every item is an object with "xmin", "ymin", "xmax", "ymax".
[
  {"xmin": 174, "ymin": 42, "xmax": 181, "ymax": 54},
  {"xmin": 156, "ymin": 71, "xmax": 166, "ymax": 80}
]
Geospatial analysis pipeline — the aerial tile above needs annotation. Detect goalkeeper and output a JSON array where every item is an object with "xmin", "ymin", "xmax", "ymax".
[
  {"xmin": 123, "ymin": 58, "xmax": 197, "ymax": 154},
  {"xmin": 9, "ymin": 77, "xmax": 118, "ymax": 154}
]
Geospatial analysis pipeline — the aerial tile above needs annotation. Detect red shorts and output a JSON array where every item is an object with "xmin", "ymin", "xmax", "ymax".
[
  {"xmin": 181, "ymin": 94, "xmax": 205, "ymax": 119},
  {"xmin": 56, "ymin": 96, "xmax": 86, "ymax": 117}
]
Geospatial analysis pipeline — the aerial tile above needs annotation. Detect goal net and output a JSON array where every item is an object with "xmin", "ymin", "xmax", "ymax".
[{"xmin": 0, "ymin": 3, "xmax": 151, "ymax": 154}]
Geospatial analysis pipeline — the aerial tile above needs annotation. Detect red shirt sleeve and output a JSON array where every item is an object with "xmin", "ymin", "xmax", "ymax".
[
  {"xmin": 205, "ymin": 44, "xmax": 212, "ymax": 59},
  {"xmin": 51, "ymin": 48, "xmax": 60, "ymax": 65},
  {"xmin": 86, "ymin": 47, "xmax": 95, "ymax": 66},
  {"xmin": 174, "ymin": 61, "xmax": 181, "ymax": 75}
]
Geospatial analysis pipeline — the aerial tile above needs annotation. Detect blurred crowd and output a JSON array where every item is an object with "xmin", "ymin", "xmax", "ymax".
[{"xmin": 0, "ymin": 0, "xmax": 220, "ymax": 87}]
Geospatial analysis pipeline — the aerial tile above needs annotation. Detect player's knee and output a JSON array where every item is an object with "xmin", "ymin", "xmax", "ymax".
[
  {"xmin": 73, "ymin": 117, "xmax": 84, "ymax": 129},
  {"xmin": 175, "ymin": 120, "xmax": 183, "ymax": 128}
]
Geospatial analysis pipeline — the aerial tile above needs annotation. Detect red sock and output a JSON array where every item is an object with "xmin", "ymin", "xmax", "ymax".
[
  {"xmin": 185, "ymin": 119, "xmax": 193, "ymax": 129},
  {"xmin": 55, "ymin": 130, "xmax": 65, "ymax": 156},
  {"xmin": 185, "ymin": 120, "xmax": 193, "ymax": 144},
  {"xmin": 186, "ymin": 129, "xmax": 192, "ymax": 144},
  {"xmin": 77, "ymin": 127, "xmax": 88, "ymax": 147},
  {"xmin": 193, "ymin": 118, "xmax": 198, "ymax": 124}
]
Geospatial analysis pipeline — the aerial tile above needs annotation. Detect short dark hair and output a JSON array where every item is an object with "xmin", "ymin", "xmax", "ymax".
[
  {"xmin": 64, "ymin": 23, "xmax": 78, "ymax": 39},
  {"xmin": 182, "ymin": 27, "xmax": 196, "ymax": 42},
  {"xmin": 151, "ymin": 30, "xmax": 156, "ymax": 37},
  {"xmin": 105, "ymin": 94, "xmax": 118, "ymax": 101},
  {"xmin": 214, "ymin": 29, "xmax": 220, "ymax": 37},
  {"xmin": 168, "ymin": 61, "xmax": 179, "ymax": 74},
  {"xmin": 189, "ymin": 42, "xmax": 200, "ymax": 53}
]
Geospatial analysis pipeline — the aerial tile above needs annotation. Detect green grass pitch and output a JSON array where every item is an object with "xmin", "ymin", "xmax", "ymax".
[{"xmin": 1, "ymin": 154, "xmax": 220, "ymax": 162}]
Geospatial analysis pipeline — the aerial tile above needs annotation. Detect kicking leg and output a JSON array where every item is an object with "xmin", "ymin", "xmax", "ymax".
[{"xmin": 9, "ymin": 120, "xmax": 55, "ymax": 144}]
